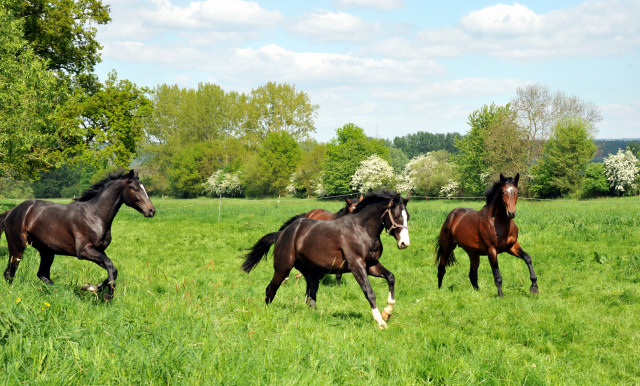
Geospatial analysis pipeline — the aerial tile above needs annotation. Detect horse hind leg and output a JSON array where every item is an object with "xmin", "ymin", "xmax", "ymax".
[
  {"xmin": 468, "ymin": 253, "xmax": 480, "ymax": 290},
  {"xmin": 4, "ymin": 237, "xmax": 27, "ymax": 284},
  {"xmin": 301, "ymin": 271, "xmax": 322, "ymax": 308},
  {"xmin": 265, "ymin": 268, "xmax": 291, "ymax": 305}
]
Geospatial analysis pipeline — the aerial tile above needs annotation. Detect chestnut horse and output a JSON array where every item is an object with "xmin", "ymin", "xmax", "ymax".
[
  {"xmin": 243, "ymin": 191, "xmax": 410, "ymax": 329},
  {"xmin": 434, "ymin": 173, "xmax": 538, "ymax": 297},
  {"xmin": 277, "ymin": 197, "xmax": 361, "ymax": 285},
  {"xmin": 0, "ymin": 170, "xmax": 155, "ymax": 300}
]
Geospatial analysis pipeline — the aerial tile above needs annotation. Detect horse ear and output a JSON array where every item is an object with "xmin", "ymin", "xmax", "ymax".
[
  {"xmin": 500, "ymin": 173, "xmax": 505, "ymax": 182},
  {"xmin": 345, "ymin": 198, "xmax": 351, "ymax": 205},
  {"xmin": 127, "ymin": 169, "xmax": 138, "ymax": 179},
  {"xmin": 514, "ymin": 173, "xmax": 520, "ymax": 185}
]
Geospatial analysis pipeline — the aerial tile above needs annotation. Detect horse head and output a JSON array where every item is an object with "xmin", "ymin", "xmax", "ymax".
[
  {"xmin": 381, "ymin": 193, "xmax": 411, "ymax": 249},
  {"xmin": 122, "ymin": 169, "xmax": 156, "ymax": 218},
  {"xmin": 500, "ymin": 173, "xmax": 519, "ymax": 218}
]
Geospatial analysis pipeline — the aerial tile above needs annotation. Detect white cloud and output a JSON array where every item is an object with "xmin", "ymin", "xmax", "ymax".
[
  {"xmin": 288, "ymin": 10, "xmax": 381, "ymax": 43},
  {"xmin": 334, "ymin": 0, "xmax": 406, "ymax": 11},
  {"xmin": 599, "ymin": 100, "xmax": 640, "ymax": 138},
  {"xmin": 144, "ymin": 0, "xmax": 285, "ymax": 30},
  {"xmin": 461, "ymin": 3, "xmax": 542, "ymax": 35}
]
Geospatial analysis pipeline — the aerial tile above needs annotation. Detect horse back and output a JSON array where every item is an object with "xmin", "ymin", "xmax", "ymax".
[{"xmin": 305, "ymin": 209, "xmax": 334, "ymax": 221}]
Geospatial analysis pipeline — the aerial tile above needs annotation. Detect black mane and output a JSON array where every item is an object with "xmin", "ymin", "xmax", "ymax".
[
  {"xmin": 74, "ymin": 170, "xmax": 132, "ymax": 202},
  {"xmin": 484, "ymin": 176, "xmax": 517, "ymax": 205},
  {"xmin": 352, "ymin": 190, "xmax": 398, "ymax": 214}
]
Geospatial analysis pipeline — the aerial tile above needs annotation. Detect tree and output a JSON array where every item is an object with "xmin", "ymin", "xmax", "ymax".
[
  {"xmin": 350, "ymin": 155, "xmax": 397, "ymax": 193},
  {"xmin": 243, "ymin": 131, "xmax": 302, "ymax": 197},
  {"xmin": 401, "ymin": 151, "xmax": 459, "ymax": 197},
  {"xmin": 603, "ymin": 149, "xmax": 639, "ymax": 196},
  {"xmin": 510, "ymin": 84, "xmax": 601, "ymax": 165},
  {"xmin": 203, "ymin": 170, "xmax": 243, "ymax": 198},
  {"xmin": 322, "ymin": 123, "xmax": 390, "ymax": 195},
  {"xmin": 392, "ymin": 131, "xmax": 459, "ymax": 159},
  {"xmin": 483, "ymin": 106, "xmax": 528, "ymax": 181},
  {"xmin": 530, "ymin": 118, "xmax": 597, "ymax": 198},
  {"xmin": 288, "ymin": 142, "xmax": 327, "ymax": 198},
  {"xmin": 7, "ymin": 0, "xmax": 110, "ymax": 77},
  {"xmin": 581, "ymin": 163, "xmax": 610, "ymax": 198},
  {"xmin": 243, "ymin": 82, "xmax": 318, "ymax": 143}
]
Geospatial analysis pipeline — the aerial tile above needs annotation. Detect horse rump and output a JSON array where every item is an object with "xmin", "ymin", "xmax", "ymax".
[{"xmin": 242, "ymin": 231, "xmax": 281, "ymax": 273}]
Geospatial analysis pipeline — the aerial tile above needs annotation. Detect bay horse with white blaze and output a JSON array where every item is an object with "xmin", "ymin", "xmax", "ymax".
[
  {"xmin": 277, "ymin": 197, "xmax": 361, "ymax": 285},
  {"xmin": 243, "ymin": 191, "xmax": 410, "ymax": 329},
  {"xmin": 0, "ymin": 169, "xmax": 155, "ymax": 301},
  {"xmin": 434, "ymin": 173, "xmax": 538, "ymax": 297}
]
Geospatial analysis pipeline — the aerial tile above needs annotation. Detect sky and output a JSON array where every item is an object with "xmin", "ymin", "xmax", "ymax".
[{"xmin": 94, "ymin": 0, "xmax": 640, "ymax": 142}]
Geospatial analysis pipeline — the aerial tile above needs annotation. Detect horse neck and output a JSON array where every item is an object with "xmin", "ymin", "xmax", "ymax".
[
  {"xmin": 354, "ymin": 202, "xmax": 386, "ymax": 236},
  {"xmin": 86, "ymin": 180, "xmax": 125, "ymax": 227},
  {"xmin": 485, "ymin": 190, "xmax": 509, "ymax": 221}
]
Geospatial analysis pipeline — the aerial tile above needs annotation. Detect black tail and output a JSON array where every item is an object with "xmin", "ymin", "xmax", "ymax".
[
  {"xmin": 278, "ymin": 214, "xmax": 305, "ymax": 232},
  {"xmin": 0, "ymin": 210, "xmax": 9, "ymax": 239},
  {"xmin": 242, "ymin": 231, "xmax": 281, "ymax": 273},
  {"xmin": 433, "ymin": 234, "xmax": 456, "ymax": 267}
]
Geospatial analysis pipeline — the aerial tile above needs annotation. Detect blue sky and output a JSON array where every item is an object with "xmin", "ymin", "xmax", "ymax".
[{"xmin": 95, "ymin": 0, "xmax": 640, "ymax": 142}]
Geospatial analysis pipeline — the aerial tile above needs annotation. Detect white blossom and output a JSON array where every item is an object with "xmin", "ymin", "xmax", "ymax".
[
  {"xmin": 603, "ymin": 149, "xmax": 639, "ymax": 195},
  {"xmin": 350, "ymin": 154, "xmax": 397, "ymax": 193},
  {"xmin": 439, "ymin": 180, "xmax": 460, "ymax": 198},
  {"xmin": 203, "ymin": 170, "xmax": 244, "ymax": 197}
]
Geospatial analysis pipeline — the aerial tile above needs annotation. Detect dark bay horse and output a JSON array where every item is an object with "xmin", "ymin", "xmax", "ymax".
[
  {"xmin": 0, "ymin": 169, "xmax": 155, "ymax": 300},
  {"xmin": 243, "ymin": 191, "xmax": 410, "ymax": 329},
  {"xmin": 278, "ymin": 197, "xmax": 361, "ymax": 285},
  {"xmin": 434, "ymin": 174, "xmax": 538, "ymax": 297}
]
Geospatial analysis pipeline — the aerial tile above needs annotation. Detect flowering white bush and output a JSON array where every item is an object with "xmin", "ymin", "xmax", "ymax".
[
  {"xmin": 350, "ymin": 154, "xmax": 397, "ymax": 193},
  {"xmin": 203, "ymin": 170, "xmax": 244, "ymax": 197},
  {"xmin": 401, "ymin": 151, "xmax": 459, "ymax": 197},
  {"xmin": 603, "ymin": 149, "xmax": 639, "ymax": 195}
]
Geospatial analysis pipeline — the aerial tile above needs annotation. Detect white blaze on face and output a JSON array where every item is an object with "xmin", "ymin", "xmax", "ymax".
[
  {"xmin": 397, "ymin": 209, "xmax": 410, "ymax": 248},
  {"xmin": 140, "ymin": 183, "xmax": 150, "ymax": 200}
]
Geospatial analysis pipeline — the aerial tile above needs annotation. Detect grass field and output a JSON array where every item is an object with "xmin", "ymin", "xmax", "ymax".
[{"xmin": 1, "ymin": 196, "xmax": 639, "ymax": 384}]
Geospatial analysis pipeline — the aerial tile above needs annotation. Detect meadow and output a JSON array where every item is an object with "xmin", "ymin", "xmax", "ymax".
[{"xmin": 1, "ymin": 196, "xmax": 639, "ymax": 384}]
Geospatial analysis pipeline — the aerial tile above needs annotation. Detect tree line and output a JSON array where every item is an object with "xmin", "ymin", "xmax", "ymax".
[{"xmin": 1, "ymin": 1, "xmax": 639, "ymax": 200}]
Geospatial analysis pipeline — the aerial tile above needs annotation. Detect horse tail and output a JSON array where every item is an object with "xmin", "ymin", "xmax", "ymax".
[
  {"xmin": 278, "ymin": 214, "xmax": 305, "ymax": 232},
  {"xmin": 0, "ymin": 210, "xmax": 9, "ymax": 239},
  {"xmin": 242, "ymin": 231, "xmax": 281, "ymax": 273},
  {"xmin": 434, "ymin": 226, "xmax": 456, "ymax": 267}
]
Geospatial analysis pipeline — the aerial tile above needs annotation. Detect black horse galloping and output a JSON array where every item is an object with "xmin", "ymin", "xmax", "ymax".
[{"xmin": 0, "ymin": 169, "xmax": 155, "ymax": 300}]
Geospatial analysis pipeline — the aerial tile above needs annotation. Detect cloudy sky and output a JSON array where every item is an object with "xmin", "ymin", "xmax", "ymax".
[{"xmin": 94, "ymin": 0, "xmax": 640, "ymax": 142}]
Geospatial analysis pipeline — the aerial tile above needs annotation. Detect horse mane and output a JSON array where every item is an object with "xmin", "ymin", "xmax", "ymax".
[
  {"xmin": 74, "ymin": 170, "xmax": 132, "ymax": 202},
  {"xmin": 352, "ymin": 190, "xmax": 397, "ymax": 214},
  {"xmin": 484, "ymin": 176, "xmax": 517, "ymax": 205}
]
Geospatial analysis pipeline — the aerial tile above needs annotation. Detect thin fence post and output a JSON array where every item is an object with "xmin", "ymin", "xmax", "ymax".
[{"xmin": 218, "ymin": 195, "xmax": 222, "ymax": 223}]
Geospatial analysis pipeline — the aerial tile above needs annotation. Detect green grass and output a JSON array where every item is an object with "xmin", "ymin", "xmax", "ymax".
[{"xmin": 1, "ymin": 196, "xmax": 639, "ymax": 384}]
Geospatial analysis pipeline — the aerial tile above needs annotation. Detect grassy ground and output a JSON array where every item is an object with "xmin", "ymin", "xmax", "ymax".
[{"xmin": 1, "ymin": 196, "xmax": 639, "ymax": 384}]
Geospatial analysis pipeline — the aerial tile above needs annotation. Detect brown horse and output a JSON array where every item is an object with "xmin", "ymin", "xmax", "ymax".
[
  {"xmin": 277, "ymin": 197, "xmax": 361, "ymax": 285},
  {"xmin": 0, "ymin": 170, "xmax": 155, "ymax": 300},
  {"xmin": 243, "ymin": 191, "xmax": 410, "ymax": 329},
  {"xmin": 434, "ymin": 173, "xmax": 538, "ymax": 297}
]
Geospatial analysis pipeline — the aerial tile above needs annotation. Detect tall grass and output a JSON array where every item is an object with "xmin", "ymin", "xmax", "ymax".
[{"xmin": 1, "ymin": 197, "xmax": 639, "ymax": 384}]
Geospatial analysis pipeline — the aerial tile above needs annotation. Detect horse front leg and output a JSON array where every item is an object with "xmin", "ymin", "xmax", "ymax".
[
  {"xmin": 351, "ymin": 259, "xmax": 386, "ymax": 330},
  {"xmin": 509, "ymin": 242, "xmax": 538, "ymax": 294},
  {"xmin": 78, "ymin": 245, "xmax": 118, "ymax": 301},
  {"xmin": 36, "ymin": 249, "xmax": 56, "ymax": 285},
  {"xmin": 487, "ymin": 248, "xmax": 503, "ymax": 298},
  {"xmin": 367, "ymin": 262, "xmax": 395, "ymax": 321}
]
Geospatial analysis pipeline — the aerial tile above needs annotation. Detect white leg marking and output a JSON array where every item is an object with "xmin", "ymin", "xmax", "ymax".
[{"xmin": 372, "ymin": 308, "xmax": 388, "ymax": 329}]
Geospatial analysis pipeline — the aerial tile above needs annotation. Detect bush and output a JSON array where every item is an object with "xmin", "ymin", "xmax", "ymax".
[{"xmin": 580, "ymin": 163, "xmax": 609, "ymax": 198}]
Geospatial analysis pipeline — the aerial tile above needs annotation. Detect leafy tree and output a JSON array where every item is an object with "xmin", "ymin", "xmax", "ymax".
[
  {"xmin": 388, "ymin": 147, "xmax": 409, "ymax": 173},
  {"xmin": 530, "ymin": 118, "xmax": 597, "ymax": 198},
  {"xmin": 243, "ymin": 131, "xmax": 302, "ymax": 197},
  {"xmin": 289, "ymin": 142, "xmax": 327, "ymax": 198},
  {"xmin": 167, "ymin": 142, "xmax": 221, "ymax": 198},
  {"xmin": 453, "ymin": 104, "xmax": 507, "ymax": 195},
  {"xmin": 350, "ymin": 154, "xmax": 397, "ymax": 193},
  {"xmin": 322, "ymin": 123, "xmax": 390, "ymax": 195},
  {"xmin": 627, "ymin": 141, "xmax": 640, "ymax": 158},
  {"xmin": 392, "ymin": 131, "xmax": 459, "ymax": 159},
  {"xmin": 399, "ymin": 151, "xmax": 458, "ymax": 197},
  {"xmin": 6, "ymin": 0, "xmax": 110, "ymax": 77},
  {"xmin": 511, "ymin": 84, "xmax": 601, "ymax": 165},
  {"xmin": 243, "ymin": 82, "xmax": 318, "ymax": 143},
  {"xmin": 603, "ymin": 149, "xmax": 639, "ymax": 196},
  {"xmin": 581, "ymin": 163, "xmax": 610, "ymax": 198},
  {"xmin": 483, "ymin": 106, "xmax": 528, "ymax": 181}
]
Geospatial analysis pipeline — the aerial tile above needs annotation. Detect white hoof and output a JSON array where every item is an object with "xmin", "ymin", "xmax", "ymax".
[{"xmin": 81, "ymin": 284, "xmax": 98, "ymax": 292}]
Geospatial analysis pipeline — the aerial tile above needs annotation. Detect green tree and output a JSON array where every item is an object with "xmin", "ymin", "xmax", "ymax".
[
  {"xmin": 243, "ymin": 131, "xmax": 302, "ymax": 197},
  {"xmin": 483, "ymin": 105, "xmax": 528, "ymax": 185},
  {"xmin": 581, "ymin": 163, "xmax": 609, "ymax": 198},
  {"xmin": 322, "ymin": 123, "xmax": 390, "ymax": 195},
  {"xmin": 289, "ymin": 142, "xmax": 327, "ymax": 198},
  {"xmin": 243, "ymin": 82, "xmax": 318, "ymax": 144},
  {"xmin": 392, "ymin": 131, "xmax": 459, "ymax": 159},
  {"xmin": 530, "ymin": 118, "xmax": 597, "ymax": 198}
]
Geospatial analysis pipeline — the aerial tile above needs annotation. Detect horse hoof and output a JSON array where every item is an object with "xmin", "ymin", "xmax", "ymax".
[
  {"xmin": 530, "ymin": 286, "xmax": 539, "ymax": 295},
  {"xmin": 381, "ymin": 310, "xmax": 391, "ymax": 321},
  {"xmin": 378, "ymin": 322, "xmax": 388, "ymax": 330},
  {"xmin": 81, "ymin": 284, "xmax": 98, "ymax": 292},
  {"xmin": 39, "ymin": 277, "xmax": 54, "ymax": 285}
]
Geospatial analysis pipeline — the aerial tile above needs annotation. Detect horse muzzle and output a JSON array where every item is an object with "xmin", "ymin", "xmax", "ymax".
[
  {"xmin": 143, "ymin": 206, "xmax": 156, "ymax": 218},
  {"xmin": 506, "ymin": 210, "xmax": 516, "ymax": 219}
]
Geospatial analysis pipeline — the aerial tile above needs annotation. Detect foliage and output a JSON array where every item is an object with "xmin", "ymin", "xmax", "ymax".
[
  {"xmin": 388, "ymin": 147, "xmax": 409, "ymax": 173},
  {"xmin": 392, "ymin": 131, "xmax": 459, "ymax": 159},
  {"xmin": 288, "ymin": 142, "xmax": 327, "ymax": 198},
  {"xmin": 349, "ymin": 154, "xmax": 397, "ymax": 193},
  {"xmin": 627, "ymin": 141, "xmax": 640, "ymax": 158},
  {"xmin": 482, "ymin": 106, "xmax": 528, "ymax": 184},
  {"xmin": 604, "ymin": 149, "xmax": 639, "ymax": 196},
  {"xmin": 580, "ymin": 163, "xmax": 610, "ymax": 198},
  {"xmin": 453, "ymin": 104, "xmax": 509, "ymax": 196},
  {"xmin": 530, "ymin": 118, "xmax": 597, "ymax": 198},
  {"xmin": 166, "ymin": 143, "xmax": 222, "ymax": 198},
  {"xmin": 322, "ymin": 123, "xmax": 390, "ymax": 196},
  {"xmin": 243, "ymin": 131, "xmax": 302, "ymax": 197},
  {"xmin": 203, "ymin": 170, "xmax": 243, "ymax": 198},
  {"xmin": 0, "ymin": 178, "xmax": 33, "ymax": 198},
  {"xmin": 400, "ymin": 151, "xmax": 459, "ymax": 197}
]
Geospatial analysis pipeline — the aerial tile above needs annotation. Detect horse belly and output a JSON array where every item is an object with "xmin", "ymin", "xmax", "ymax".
[{"xmin": 296, "ymin": 241, "xmax": 347, "ymax": 273}]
